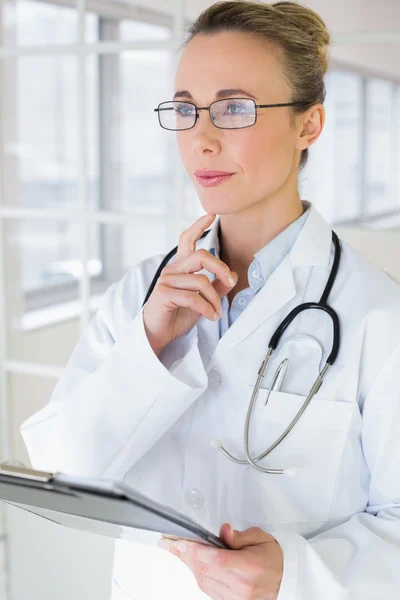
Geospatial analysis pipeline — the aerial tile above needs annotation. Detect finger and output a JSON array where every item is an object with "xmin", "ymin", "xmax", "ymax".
[
  {"xmin": 166, "ymin": 248, "xmax": 236, "ymax": 290},
  {"xmin": 159, "ymin": 540, "xmax": 248, "ymax": 593},
  {"xmin": 195, "ymin": 570, "xmax": 253, "ymax": 600},
  {"xmin": 157, "ymin": 285, "xmax": 221, "ymax": 322},
  {"xmin": 160, "ymin": 543, "xmax": 237, "ymax": 599},
  {"xmin": 176, "ymin": 213, "xmax": 216, "ymax": 261},
  {"xmin": 193, "ymin": 568, "xmax": 231, "ymax": 600},
  {"xmin": 175, "ymin": 552, "xmax": 248, "ymax": 599},
  {"xmin": 158, "ymin": 272, "xmax": 223, "ymax": 317},
  {"xmin": 212, "ymin": 270, "xmax": 238, "ymax": 299},
  {"xmin": 175, "ymin": 539, "xmax": 253, "ymax": 575}
]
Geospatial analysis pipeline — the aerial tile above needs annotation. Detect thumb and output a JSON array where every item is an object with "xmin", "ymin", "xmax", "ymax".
[{"xmin": 219, "ymin": 524, "xmax": 271, "ymax": 550}]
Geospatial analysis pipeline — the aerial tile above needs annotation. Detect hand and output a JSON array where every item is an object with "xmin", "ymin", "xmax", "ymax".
[
  {"xmin": 143, "ymin": 213, "xmax": 238, "ymax": 355},
  {"xmin": 158, "ymin": 523, "xmax": 284, "ymax": 600}
]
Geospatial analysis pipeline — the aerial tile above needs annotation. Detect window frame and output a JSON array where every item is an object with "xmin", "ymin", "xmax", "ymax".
[
  {"xmin": 22, "ymin": 0, "xmax": 178, "ymax": 313},
  {"xmin": 327, "ymin": 59, "xmax": 400, "ymax": 227}
]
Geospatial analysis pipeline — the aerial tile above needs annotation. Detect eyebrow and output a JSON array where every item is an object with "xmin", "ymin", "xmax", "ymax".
[{"xmin": 173, "ymin": 88, "xmax": 257, "ymax": 101}]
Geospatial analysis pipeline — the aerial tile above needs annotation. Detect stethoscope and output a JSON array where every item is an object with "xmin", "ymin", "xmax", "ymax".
[{"xmin": 142, "ymin": 229, "xmax": 341, "ymax": 477}]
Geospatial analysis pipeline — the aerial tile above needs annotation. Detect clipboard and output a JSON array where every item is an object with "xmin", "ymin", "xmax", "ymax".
[{"xmin": 0, "ymin": 464, "xmax": 228, "ymax": 549}]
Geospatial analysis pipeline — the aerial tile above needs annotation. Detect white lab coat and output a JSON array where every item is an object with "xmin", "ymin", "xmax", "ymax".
[{"xmin": 21, "ymin": 203, "xmax": 400, "ymax": 600}]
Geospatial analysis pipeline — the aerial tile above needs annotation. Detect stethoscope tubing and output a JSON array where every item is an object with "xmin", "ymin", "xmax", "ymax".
[{"xmin": 143, "ymin": 229, "xmax": 342, "ymax": 476}]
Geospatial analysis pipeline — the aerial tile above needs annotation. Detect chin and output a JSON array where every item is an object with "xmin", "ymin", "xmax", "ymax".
[
  {"xmin": 199, "ymin": 193, "xmax": 257, "ymax": 217},
  {"xmin": 198, "ymin": 197, "xmax": 237, "ymax": 216}
]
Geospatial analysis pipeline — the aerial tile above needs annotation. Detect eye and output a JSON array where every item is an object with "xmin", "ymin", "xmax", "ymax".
[
  {"xmin": 224, "ymin": 101, "xmax": 248, "ymax": 115},
  {"xmin": 176, "ymin": 103, "xmax": 195, "ymax": 117}
]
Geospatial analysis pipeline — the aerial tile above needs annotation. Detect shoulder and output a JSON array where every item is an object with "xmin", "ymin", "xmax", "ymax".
[
  {"xmin": 337, "ymin": 240, "xmax": 400, "ymax": 372},
  {"xmin": 339, "ymin": 238, "xmax": 400, "ymax": 312}
]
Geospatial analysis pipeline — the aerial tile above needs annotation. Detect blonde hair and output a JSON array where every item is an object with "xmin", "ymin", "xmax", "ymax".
[{"xmin": 181, "ymin": 0, "xmax": 331, "ymax": 169}]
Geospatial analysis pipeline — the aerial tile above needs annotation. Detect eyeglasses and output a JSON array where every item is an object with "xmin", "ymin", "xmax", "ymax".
[{"xmin": 154, "ymin": 98, "xmax": 307, "ymax": 131}]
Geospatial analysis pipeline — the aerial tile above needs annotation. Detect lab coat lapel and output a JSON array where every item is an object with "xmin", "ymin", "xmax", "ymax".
[
  {"xmin": 196, "ymin": 204, "xmax": 333, "ymax": 372},
  {"xmin": 205, "ymin": 254, "xmax": 296, "ymax": 371},
  {"xmin": 194, "ymin": 216, "xmax": 223, "ymax": 363}
]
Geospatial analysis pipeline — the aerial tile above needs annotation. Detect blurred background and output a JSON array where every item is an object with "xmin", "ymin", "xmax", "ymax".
[{"xmin": 0, "ymin": 0, "xmax": 399, "ymax": 598}]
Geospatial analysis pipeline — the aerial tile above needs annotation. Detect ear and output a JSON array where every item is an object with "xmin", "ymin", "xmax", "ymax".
[{"xmin": 295, "ymin": 104, "xmax": 325, "ymax": 152}]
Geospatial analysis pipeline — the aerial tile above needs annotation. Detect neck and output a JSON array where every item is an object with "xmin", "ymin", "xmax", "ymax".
[{"xmin": 218, "ymin": 193, "xmax": 304, "ymax": 278}]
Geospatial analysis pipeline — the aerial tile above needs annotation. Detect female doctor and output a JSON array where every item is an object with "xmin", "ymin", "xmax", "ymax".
[{"xmin": 21, "ymin": 1, "xmax": 400, "ymax": 599}]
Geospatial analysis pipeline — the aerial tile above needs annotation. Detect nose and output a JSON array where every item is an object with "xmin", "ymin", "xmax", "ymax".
[{"xmin": 191, "ymin": 109, "xmax": 222, "ymax": 155}]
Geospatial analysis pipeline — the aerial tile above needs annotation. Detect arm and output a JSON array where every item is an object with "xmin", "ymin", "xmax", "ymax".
[
  {"xmin": 273, "ymin": 345, "xmax": 400, "ymax": 600},
  {"xmin": 20, "ymin": 265, "xmax": 208, "ymax": 479}
]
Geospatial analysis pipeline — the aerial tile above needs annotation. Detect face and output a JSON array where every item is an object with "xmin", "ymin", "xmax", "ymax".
[{"xmin": 173, "ymin": 31, "xmax": 322, "ymax": 216}]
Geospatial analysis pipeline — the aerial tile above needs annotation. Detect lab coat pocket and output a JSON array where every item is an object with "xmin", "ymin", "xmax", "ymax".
[{"xmin": 225, "ymin": 388, "xmax": 355, "ymax": 527}]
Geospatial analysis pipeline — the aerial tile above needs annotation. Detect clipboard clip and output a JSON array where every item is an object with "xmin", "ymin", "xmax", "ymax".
[{"xmin": 0, "ymin": 463, "xmax": 55, "ymax": 483}]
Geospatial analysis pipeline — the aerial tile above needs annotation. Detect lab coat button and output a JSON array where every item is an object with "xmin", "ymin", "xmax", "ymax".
[{"xmin": 188, "ymin": 489, "xmax": 204, "ymax": 508}]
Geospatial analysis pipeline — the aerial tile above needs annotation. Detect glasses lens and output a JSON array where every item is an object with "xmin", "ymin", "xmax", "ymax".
[
  {"xmin": 158, "ymin": 101, "xmax": 196, "ymax": 130},
  {"xmin": 210, "ymin": 98, "xmax": 256, "ymax": 128}
]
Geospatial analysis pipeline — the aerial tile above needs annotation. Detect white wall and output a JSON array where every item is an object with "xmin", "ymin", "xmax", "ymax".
[
  {"xmin": 6, "ymin": 505, "xmax": 114, "ymax": 600},
  {"xmin": 336, "ymin": 227, "xmax": 400, "ymax": 281},
  {"xmin": 0, "ymin": 504, "xmax": 9, "ymax": 599},
  {"xmin": 4, "ymin": 323, "xmax": 116, "ymax": 600}
]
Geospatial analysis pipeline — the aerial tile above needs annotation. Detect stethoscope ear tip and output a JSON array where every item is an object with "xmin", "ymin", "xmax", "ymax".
[
  {"xmin": 210, "ymin": 438, "xmax": 223, "ymax": 450},
  {"xmin": 283, "ymin": 468, "xmax": 296, "ymax": 478}
]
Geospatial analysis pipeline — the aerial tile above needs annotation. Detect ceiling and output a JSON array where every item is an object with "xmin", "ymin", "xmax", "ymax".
[{"xmin": 107, "ymin": 0, "xmax": 400, "ymax": 78}]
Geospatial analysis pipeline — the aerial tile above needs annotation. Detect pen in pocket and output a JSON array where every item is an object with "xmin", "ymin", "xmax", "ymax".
[{"xmin": 265, "ymin": 358, "xmax": 289, "ymax": 405}]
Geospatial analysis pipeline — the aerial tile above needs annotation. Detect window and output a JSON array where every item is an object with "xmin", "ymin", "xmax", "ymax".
[
  {"xmin": 365, "ymin": 78, "xmax": 398, "ymax": 216},
  {"xmin": 1, "ymin": 0, "xmax": 180, "ymax": 313},
  {"xmin": 2, "ymin": 1, "xmax": 400, "ymax": 321},
  {"xmin": 304, "ymin": 66, "xmax": 400, "ymax": 226}
]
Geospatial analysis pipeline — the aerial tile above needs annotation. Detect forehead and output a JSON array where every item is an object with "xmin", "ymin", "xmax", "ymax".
[{"xmin": 175, "ymin": 31, "xmax": 287, "ymax": 101}]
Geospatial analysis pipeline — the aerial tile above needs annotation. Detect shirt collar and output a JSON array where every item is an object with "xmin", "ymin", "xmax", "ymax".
[
  {"xmin": 253, "ymin": 202, "xmax": 310, "ymax": 281},
  {"xmin": 207, "ymin": 200, "xmax": 311, "ymax": 276}
]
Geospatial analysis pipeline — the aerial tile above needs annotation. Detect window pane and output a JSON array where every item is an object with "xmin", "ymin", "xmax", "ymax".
[
  {"xmin": 2, "ymin": 55, "xmax": 99, "ymax": 209},
  {"xmin": 121, "ymin": 222, "xmax": 174, "ymax": 268},
  {"xmin": 89, "ymin": 221, "xmax": 178, "ymax": 307},
  {"xmin": 4, "ymin": 219, "xmax": 101, "ymax": 363},
  {"xmin": 288, "ymin": 69, "xmax": 363, "ymax": 224},
  {"xmin": 118, "ymin": 51, "xmax": 175, "ymax": 215},
  {"xmin": 3, "ymin": 0, "xmax": 78, "ymax": 46},
  {"xmin": 5, "ymin": 219, "xmax": 77, "ymax": 364},
  {"xmin": 120, "ymin": 19, "xmax": 171, "ymax": 41},
  {"xmin": 397, "ymin": 85, "xmax": 400, "ymax": 207},
  {"xmin": 327, "ymin": 70, "xmax": 363, "ymax": 222},
  {"xmin": 87, "ymin": 222, "xmax": 180, "ymax": 334},
  {"xmin": 365, "ymin": 78, "xmax": 397, "ymax": 215},
  {"xmin": 19, "ymin": 221, "xmax": 101, "ymax": 293}
]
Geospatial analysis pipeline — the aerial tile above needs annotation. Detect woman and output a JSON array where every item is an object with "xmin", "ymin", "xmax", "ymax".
[{"xmin": 21, "ymin": 2, "xmax": 400, "ymax": 599}]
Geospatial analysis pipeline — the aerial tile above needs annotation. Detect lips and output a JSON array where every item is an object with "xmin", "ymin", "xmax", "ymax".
[
  {"xmin": 194, "ymin": 170, "xmax": 233, "ymax": 177},
  {"xmin": 195, "ymin": 172, "xmax": 234, "ymax": 187}
]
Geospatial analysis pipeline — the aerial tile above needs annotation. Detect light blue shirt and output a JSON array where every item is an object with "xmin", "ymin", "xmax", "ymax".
[{"xmin": 209, "ymin": 202, "xmax": 311, "ymax": 338}]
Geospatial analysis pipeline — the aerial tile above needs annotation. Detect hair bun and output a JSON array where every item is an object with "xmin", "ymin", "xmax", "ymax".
[{"xmin": 272, "ymin": 1, "xmax": 331, "ymax": 75}]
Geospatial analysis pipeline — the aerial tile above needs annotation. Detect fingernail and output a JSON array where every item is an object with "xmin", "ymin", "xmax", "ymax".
[
  {"xmin": 213, "ymin": 313, "xmax": 220, "ymax": 321},
  {"xmin": 228, "ymin": 276, "xmax": 236, "ymax": 286},
  {"xmin": 158, "ymin": 539, "xmax": 170, "ymax": 550}
]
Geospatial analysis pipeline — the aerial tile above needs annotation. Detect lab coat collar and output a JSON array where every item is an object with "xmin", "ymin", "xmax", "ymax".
[
  {"xmin": 198, "ymin": 201, "xmax": 332, "ymax": 269},
  {"xmin": 289, "ymin": 202, "xmax": 332, "ymax": 267},
  {"xmin": 195, "ymin": 202, "xmax": 333, "ymax": 371}
]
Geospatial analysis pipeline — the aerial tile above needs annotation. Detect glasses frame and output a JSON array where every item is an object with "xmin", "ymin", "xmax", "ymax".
[{"xmin": 154, "ymin": 98, "xmax": 309, "ymax": 131}]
